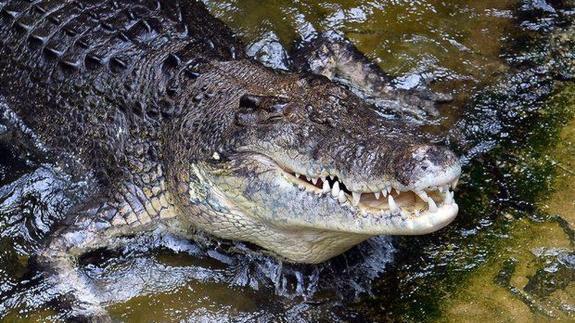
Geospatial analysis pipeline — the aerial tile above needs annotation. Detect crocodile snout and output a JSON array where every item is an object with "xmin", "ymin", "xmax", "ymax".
[{"xmin": 392, "ymin": 145, "xmax": 461, "ymax": 190}]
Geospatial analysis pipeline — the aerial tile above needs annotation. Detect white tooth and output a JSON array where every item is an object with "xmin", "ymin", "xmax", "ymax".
[
  {"xmin": 374, "ymin": 192, "xmax": 381, "ymax": 199},
  {"xmin": 394, "ymin": 188, "xmax": 401, "ymax": 195},
  {"xmin": 388, "ymin": 195, "xmax": 398, "ymax": 213},
  {"xmin": 298, "ymin": 184, "xmax": 306, "ymax": 190},
  {"xmin": 321, "ymin": 177, "xmax": 326, "ymax": 182},
  {"xmin": 312, "ymin": 178, "xmax": 318, "ymax": 185},
  {"xmin": 331, "ymin": 181, "xmax": 340, "ymax": 197},
  {"xmin": 295, "ymin": 173, "xmax": 300, "ymax": 179},
  {"xmin": 338, "ymin": 190, "xmax": 347, "ymax": 204},
  {"xmin": 306, "ymin": 176, "xmax": 311, "ymax": 181},
  {"xmin": 382, "ymin": 189, "xmax": 388, "ymax": 197},
  {"xmin": 428, "ymin": 198, "xmax": 438, "ymax": 212},
  {"xmin": 416, "ymin": 191, "xmax": 429, "ymax": 202},
  {"xmin": 445, "ymin": 191, "xmax": 453, "ymax": 204},
  {"xmin": 329, "ymin": 175, "xmax": 334, "ymax": 180},
  {"xmin": 451, "ymin": 179, "xmax": 459, "ymax": 189},
  {"xmin": 352, "ymin": 192, "xmax": 361, "ymax": 206},
  {"xmin": 322, "ymin": 180, "xmax": 331, "ymax": 193}
]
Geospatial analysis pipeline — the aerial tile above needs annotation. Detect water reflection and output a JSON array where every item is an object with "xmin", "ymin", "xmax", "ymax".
[
  {"xmin": 204, "ymin": 0, "xmax": 522, "ymax": 138},
  {"xmin": 0, "ymin": 0, "xmax": 573, "ymax": 321},
  {"xmin": 204, "ymin": 0, "xmax": 516, "ymax": 80}
]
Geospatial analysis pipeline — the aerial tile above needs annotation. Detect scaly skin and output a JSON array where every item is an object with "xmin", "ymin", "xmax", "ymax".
[{"xmin": 0, "ymin": 0, "xmax": 460, "ymax": 269}]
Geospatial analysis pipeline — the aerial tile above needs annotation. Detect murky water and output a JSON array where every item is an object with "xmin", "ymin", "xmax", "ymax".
[
  {"xmin": 205, "ymin": 0, "xmax": 519, "ymax": 132},
  {"xmin": 0, "ymin": 0, "xmax": 574, "ymax": 322}
]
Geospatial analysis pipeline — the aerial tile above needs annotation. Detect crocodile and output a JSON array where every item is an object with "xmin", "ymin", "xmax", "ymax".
[{"xmin": 0, "ymin": 0, "xmax": 461, "ymax": 318}]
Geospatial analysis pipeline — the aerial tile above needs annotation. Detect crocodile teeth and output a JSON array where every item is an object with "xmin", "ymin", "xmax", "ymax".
[
  {"xmin": 451, "ymin": 179, "xmax": 459, "ymax": 189},
  {"xmin": 388, "ymin": 195, "xmax": 398, "ymax": 213},
  {"xmin": 352, "ymin": 192, "xmax": 361, "ymax": 206},
  {"xmin": 322, "ymin": 180, "xmax": 331, "ymax": 193},
  {"xmin": 428, "ymin": 198, "xmax": 438, "ymax": 212},
  {"xmin": 331, "ymin": 181, "xmax": 340, "ymax": 197},
  {"xmin": 415, "ymin": 190, "xmax": 429, "ymax": 202},
  {"xmin": 338, "ymin": 190, "xmax": 347, "ymax": 204},
  {"xmin": 445, "ymin": 191, "xmax": 453, "ymax": 204},
  {"xmin": 283, "ymin": 166, "xmax": 459, "ymax": 216}
]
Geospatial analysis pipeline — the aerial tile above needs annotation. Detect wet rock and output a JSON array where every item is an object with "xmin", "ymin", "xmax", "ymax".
[
  {"xmin": 520, "ymin": 0, "xmax": 557, "ymax": 14},
  {"xmin": 246, "ymin": 32, "xmax": 290, "ymax": 71},
  {"xmin": 528, "ymin": 248, "xmax": 575, "ymax": 294}
]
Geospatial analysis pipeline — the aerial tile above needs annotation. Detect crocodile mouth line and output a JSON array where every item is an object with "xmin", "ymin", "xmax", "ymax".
[{"xmin": 280, "ymin": 168, "xmax": 459, "ymax": 217}]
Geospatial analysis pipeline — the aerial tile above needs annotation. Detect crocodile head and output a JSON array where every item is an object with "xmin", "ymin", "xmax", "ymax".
[{"xmin": 170, "ymin": 62, "xmax": 461, "ymax": 264}]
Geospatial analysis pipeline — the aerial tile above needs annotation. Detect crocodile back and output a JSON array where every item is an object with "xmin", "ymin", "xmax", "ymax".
[{"xmin": 0, "ymin": 0, "xmax": 242, "ymax": 182}]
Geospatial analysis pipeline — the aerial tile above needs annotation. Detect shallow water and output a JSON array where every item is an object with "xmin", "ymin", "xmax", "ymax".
[
  {"xmin": 205, "ymin": 0, "xmax": 519, "ymax": 132},
  {"xmin": 0, "ymin": 0, "xmax": 574, "ymax": 322},
  {"xmin": 442, "ymin": 83, "xmax": 575, "ymax": 322}
]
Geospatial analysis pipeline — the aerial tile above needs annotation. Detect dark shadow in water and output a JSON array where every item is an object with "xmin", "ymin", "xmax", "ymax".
[{"xmin": 0, "ymin": 0, "xmax": 574, "ymax": 321}]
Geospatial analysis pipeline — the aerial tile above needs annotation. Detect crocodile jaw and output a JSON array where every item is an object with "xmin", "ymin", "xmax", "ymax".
[{"xmin": 185, "ymin": 154, "xmax": 460, "ymax": 264}]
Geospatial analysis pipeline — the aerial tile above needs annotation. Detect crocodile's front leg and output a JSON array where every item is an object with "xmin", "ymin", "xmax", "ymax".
[
  {"xmin": 39, "ymin": 220, "xmax": 124, "ymax": 322},
  {"xmin": 291, "ymin": 32, "xmax": 452, "ymax": 120},
  {"xmin": 37, "ymin": 184, "xmax": 179, "ymax": 321}
]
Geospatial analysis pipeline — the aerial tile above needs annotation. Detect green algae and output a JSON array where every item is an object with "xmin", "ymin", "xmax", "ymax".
[
  {"xmin": 2, "ymin": 1, "xmax": 575, "ymax": 322},
  {"xmin": 440, "ymin": 84, "xmax": 575, "ymax": 322},
  {"xmin": 98, "ymin": 2, "xmax": 526, "ymax": 321},
  {"xmin": 100, "ymin": 2, "xmax": 575, "ymax": 322}
]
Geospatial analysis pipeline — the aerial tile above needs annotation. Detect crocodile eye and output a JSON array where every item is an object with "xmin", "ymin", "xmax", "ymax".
[
  {"xmin": 239, "ymin": 94, "xmax": 261, "ymax": 110},
  {"xmin": 236, "ymin": 94, "xmax": 290, "ymax": 125}
]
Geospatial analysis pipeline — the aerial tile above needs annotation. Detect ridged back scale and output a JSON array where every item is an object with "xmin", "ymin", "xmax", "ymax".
[{"xmin": 0, "ymin": 0, "xmax": 243, "ymax": 184}]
